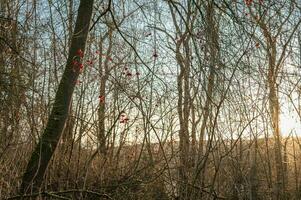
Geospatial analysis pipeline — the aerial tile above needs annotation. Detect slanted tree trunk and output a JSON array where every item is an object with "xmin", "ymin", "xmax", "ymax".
[{"xmin": 20, "ymin": 0, "xmax": 94, "ymax": 194}]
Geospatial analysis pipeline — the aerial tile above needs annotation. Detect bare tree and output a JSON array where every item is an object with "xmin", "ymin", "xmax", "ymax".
[{"xmin": 20, "ymin": 0, "xmax": 94, "ymax": 194}]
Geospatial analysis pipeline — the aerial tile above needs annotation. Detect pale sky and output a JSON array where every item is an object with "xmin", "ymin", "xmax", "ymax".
[{"xmin": 280, "ymin": 96, "xmax": 301, "ymax": 136}]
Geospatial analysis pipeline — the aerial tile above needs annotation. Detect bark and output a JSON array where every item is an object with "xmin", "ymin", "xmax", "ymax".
[
  {"xmin": 175, "ymin": 30, "xmax": 191, "ymax": 200},
  {"xmin": 283, "ymin": 139, "xmax": 288, "ymax": 194},
  {"xmin": 20, "ymin": 0, "xmax": 94, "ymax": 194},
  {"xmin": 177, "ymin": 50, "xmax": 190, "ymax": 199},
  {"xmin": 98, "ymin": 29, "xmax": 113, "ymax": 154},
  {"xmin": 267, "ymin": 39, "xmax": 284, "ymax": 200},
  {"xmin": 198, "ymin": 1, "xmax": 218, "ymax": 157},
  {"xmin": 250, "ymin": 137, "xmax": 258, "ymax": 200},
  {"xmin": 256, "ymin": 17, "xmax": 285, "ymax": 199},
  {"xmin": 190, "ymin": 103, "xmax": 199, "ymax": 167},
  {"xmin": 197, "ymin": 3, "xmax": 218, "ymax": 198},
  {"xmin": 98, "ymin": 37, "xmax": 106, "ymax": 154}
]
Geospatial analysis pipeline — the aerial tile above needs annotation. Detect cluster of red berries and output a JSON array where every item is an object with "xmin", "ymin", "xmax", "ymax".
[
  {"xmin": 123, "ymin": 67, "xmax": 140, "ymax": 77},
  {"xmin": 244, "ymin": 0, "xmax": 263, "ymax": 6},
  {"xmin": 244, "ymin": 0, "xmax": 253, "ymax": 6},
  {"xmin": 98, "ymin": 95, "xmax": 105, "ymax": 103},
  {"xmin": 72, "ymin": 49, "xmax": 85, "ymax": 72}
]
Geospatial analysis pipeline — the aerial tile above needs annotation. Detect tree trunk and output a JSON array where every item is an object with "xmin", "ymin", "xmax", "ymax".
[
  {"xmin": 197, "ymin": 3, "xmax": 218, "ymax": 198},
  {"xmin": 250, "ymin": 136, "xmax": 258, "ymax": 200},
  {"xmin": 267, "ymin": 43, "xmax": 284, "ymax": 200},
  {"xmin": 98, "ymin": 29, "xmax": 113, "ymax": 154},
  {"xmin": 176, "ymin": 35, "xmax": 191, "ymax": 200},
  {"xmin": 256, "ymin": 17, "xmax": 285, "ymax": 199},
  {"xmin": 20, "ymin": 0, "xmax": 94, "ymax": 194}
]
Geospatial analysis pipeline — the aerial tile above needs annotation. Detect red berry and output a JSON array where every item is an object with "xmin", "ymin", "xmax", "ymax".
[
  {"xmin": 245, "ymin": 0, "xmax": 253, "ymax": 6},
  {"xmin": 77, "ymin": 49, "xmax": 84, "ymax": 58},
  {"xmin": 99, "ymin": 95, "xmax": 105, "ymax": 103},
  {"xmin": 72, "ymin": 60, "xmax": 78, "ymax": 66}
]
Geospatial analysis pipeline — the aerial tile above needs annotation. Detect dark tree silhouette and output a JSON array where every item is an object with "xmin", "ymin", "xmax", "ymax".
[{"xmin": 20, "ymin": 0, "xmax": 94, "ymax": 194}]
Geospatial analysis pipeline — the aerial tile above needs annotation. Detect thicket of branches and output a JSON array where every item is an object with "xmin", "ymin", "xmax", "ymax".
[{"xmin": 1, "ymin": 0, "xmax": 301, "ymax": 199}]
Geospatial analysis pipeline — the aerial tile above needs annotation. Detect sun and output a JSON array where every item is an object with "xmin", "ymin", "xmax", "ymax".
[{"xmin": 280, "ymin": 108, "xmax": 301, "ymax": 137}]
